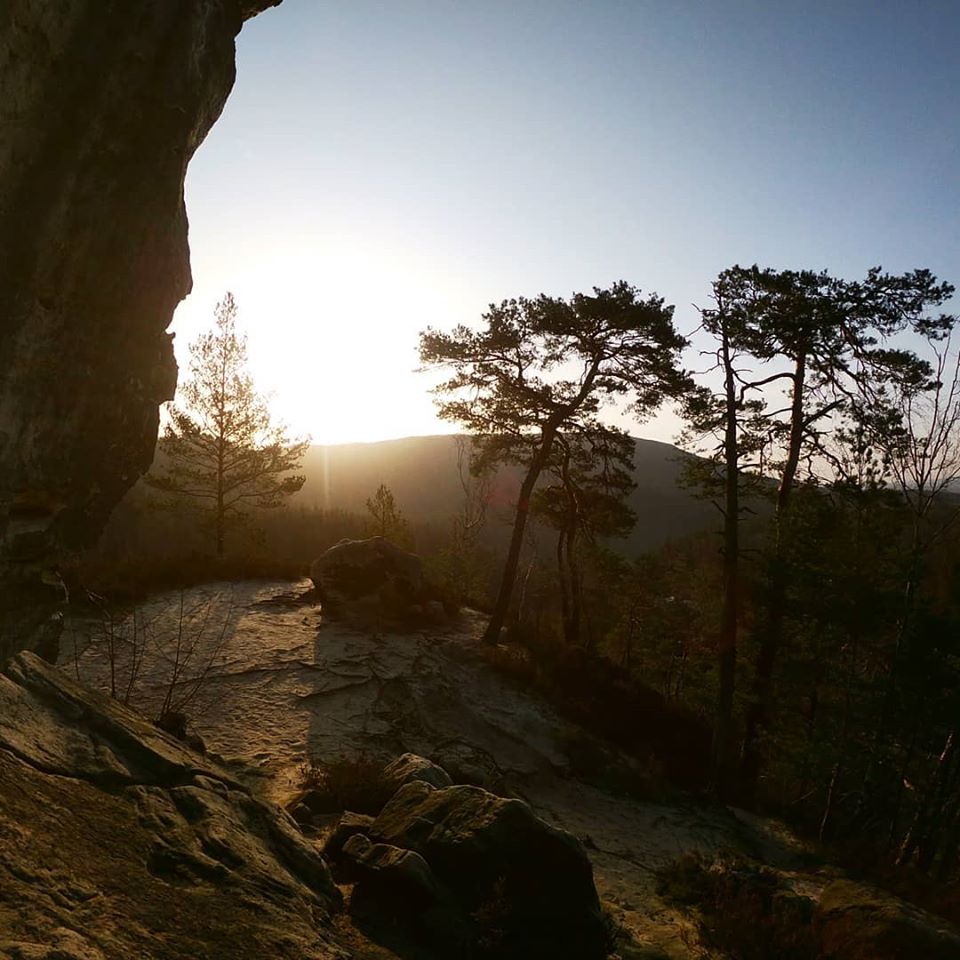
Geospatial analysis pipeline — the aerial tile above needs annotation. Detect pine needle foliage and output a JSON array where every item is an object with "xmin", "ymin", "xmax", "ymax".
[{"xmin": 147, "ymin": 293, "xmax": 308, "ymax": 556}]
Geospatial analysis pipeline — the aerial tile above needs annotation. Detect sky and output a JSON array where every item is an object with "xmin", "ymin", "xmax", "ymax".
[{"xmin": 173, "ymin": 0, "xmax": 960, "ymax": 446}]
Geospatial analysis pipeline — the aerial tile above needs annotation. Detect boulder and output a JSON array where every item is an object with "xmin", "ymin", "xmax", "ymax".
[
  {"xmin": 340, "ymin": 834, "xmax": 447, "ymax": 913},
  {"xmin": 0, "ymin": 652, "xmax": 343, "ymax": 958},
  {"xmin": 335, "ymin": 833, "xmax": 468, "ymax": 951},
  {"xmin": 369, "ymin": 780, "xmax": 609, "ymax": 958},
  {"xmin": 323, "ymin": 811, "xmax": 375, "ymax": 859},
  {"xmin": 289, "ymin": 802, "xmax": 314, "ymax": 827},
  {"xmin": 382, "ymin": 753, "xmax": 453, "ymax": 792},
  {"xmin": 287, "ymin": 786, "xmax": 341, "ymax": 818},
  {"xmin": 309, "ymin": 537, "xmax": 423, "ymax": 612},
  {"xmin": 815, "ymin": 879, "xmax": 960, "ymax": 960},
  {"xmin": 432, "ymin": 740, "xmax": 506, "ymax": 792}
]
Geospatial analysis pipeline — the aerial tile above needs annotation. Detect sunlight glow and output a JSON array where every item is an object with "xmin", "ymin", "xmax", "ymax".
[{"xmin": 171, "ymin": 233, "xmax": 462, "ymax": 445}]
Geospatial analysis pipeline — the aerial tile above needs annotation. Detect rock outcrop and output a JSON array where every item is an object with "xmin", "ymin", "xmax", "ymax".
[
  {"xmin": 367, "ymin": 779, "xmax": 610, "ymax": 959},
  {"xmin": 0, "ymin": 0, "xmax": 281, "ymax": 660},
  {"xmin": 340, "ymin": 833, "xmax": 446, "ymax": 912},
  {"xmin": 382, "ymin": 751, "xmax": 454, "ymax": 791},
  {"xmin": 323, "ymin": 811, "xmax": 377, "ymax": 860},
  {"xmin": 0, "ymin": 651, "xmax": 344, "ymax": 958},
  {"xmin": 815, "ymin": 879, "xmax": 960, "ymax": 960},
  {"xmin": 310, "ymin": 537, "xmax": 423, "ymax": 614},
  {"xmin": 316, "ymin": 756, "xmax": 610, "ymax": 958}
]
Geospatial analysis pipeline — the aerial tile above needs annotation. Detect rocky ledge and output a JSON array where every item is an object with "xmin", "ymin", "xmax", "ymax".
[
  {"xmin": 0, "ymin": 652, "xmax": 612, "ymax": 959},
  {"xmin": 321, "ymin": 769, "xmax": 610, "ymax": 959},
  {"xmin": 0, "ymin": 651, "xmax": 344, "ymax": 959}
]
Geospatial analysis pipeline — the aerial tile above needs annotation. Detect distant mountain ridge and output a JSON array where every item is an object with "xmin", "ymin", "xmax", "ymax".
[{"xmin": 294, "ymin": 434, "xmax": 718, "ymax": 554}]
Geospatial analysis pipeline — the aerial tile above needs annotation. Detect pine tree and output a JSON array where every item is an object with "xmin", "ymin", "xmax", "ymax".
[
  {"xmin": 147, "ymin": 293, "xmax": 308, "ymax": 556},
  {"xmin": 420, "ymin": 281, "xmax": 688, "ymax": 644},
  {"xmin": 364, "ymin": 483, "xmax": 409, "ymax": 544}
]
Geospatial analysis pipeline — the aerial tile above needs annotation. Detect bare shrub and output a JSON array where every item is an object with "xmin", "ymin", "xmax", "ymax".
[
  {"xmin": 297, "ymin": 754, "xmax": 394, "ymax": 815},
  {"xmin": 66, "ymin": 589, "xmax": 236, "ymax": 731}
]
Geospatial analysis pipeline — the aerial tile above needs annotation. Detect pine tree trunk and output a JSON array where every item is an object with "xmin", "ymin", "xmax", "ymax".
[
  {"xmin": 216, "ymin": 496, "xmax": 225, "ymax": 557},
  {"xmin": 713, "ymin": 321, "xmax": 739, "ymax": 795},
  {"xmin": 820, "ymin": 626, "xmax": 857, "ymax": 842},
  {"xmin": 483, "ymin": 427, "xmax": 559, "ymax": 644},
  {"xmin": 558, "ymin": 442, "xmax": 579, "ymax": 646},
  {"xmin": 216, "ymin": 438, "xmax": 225, "ymax": 557},
  {"xmin": 568, "ymin": 523, "xmax": 583, "ymax": 648},
  {"xmin": 741, "ymin": 351, "xmax": 806, "ymax": 800},
  {"xmin": 556, "ymin": 527, "xmax": 571, "ymax": 640},
  {"xmin": 934, "ymin": 791, "xmax": 960, "ymax": 881},
  {"xmin": 898, "ymin": 730, "xmax": 956, "ymax": 870},
  {"xmin": 864, "ymin": 527, "xmax": 924, "ymax": 795},
  {"xmin": 819, "ymin": 761, "xmax": 843, "ymax": 843},
  {"xmin": 483, "ymin": 358, "xmax": 601, "ymax": 645}
]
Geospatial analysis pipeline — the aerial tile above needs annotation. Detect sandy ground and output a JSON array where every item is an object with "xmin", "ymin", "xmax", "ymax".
[{"xmin": 61, "ymin": 580, "xmax": 813, "ymax": 958}]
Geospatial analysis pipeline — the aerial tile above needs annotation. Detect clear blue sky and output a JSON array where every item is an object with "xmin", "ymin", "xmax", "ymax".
[{"xmin": 175, "ymin": 0, "xmax": 960, "ymax": 444}]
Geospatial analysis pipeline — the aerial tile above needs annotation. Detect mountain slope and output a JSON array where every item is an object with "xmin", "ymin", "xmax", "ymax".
[{"xmin": 295, "ymin": 435, "xmax": 717, "ymax": 553}]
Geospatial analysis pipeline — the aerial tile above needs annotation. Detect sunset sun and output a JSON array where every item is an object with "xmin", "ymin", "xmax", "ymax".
[{"xmin": 171, "ymin": 236, "xmax": 464, "ymax": 445}]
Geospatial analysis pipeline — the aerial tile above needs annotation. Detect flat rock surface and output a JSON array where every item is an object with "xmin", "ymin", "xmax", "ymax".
[
  {"xmin": 62, "ymin": 582, "xmax": 574, "ymax": 797},
  {"xmin": 59, "ymin": 580, "xmax": 809, "ymax": 957}
]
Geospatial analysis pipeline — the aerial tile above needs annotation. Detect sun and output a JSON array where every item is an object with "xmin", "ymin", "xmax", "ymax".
[{"xmin": 170, "ymin": 234, "xmax": 464, "ymax": 445}]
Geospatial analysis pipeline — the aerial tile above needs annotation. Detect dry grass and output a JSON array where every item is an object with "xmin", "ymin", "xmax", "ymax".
[{"xmin": 657, "ymin": 852, "xmax": 817, "ymax": 960}]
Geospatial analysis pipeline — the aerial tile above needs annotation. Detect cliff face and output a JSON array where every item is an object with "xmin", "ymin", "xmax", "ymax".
[{"xmin": 0, "ymin": 0, "xmax": 280, "ymax": 658}]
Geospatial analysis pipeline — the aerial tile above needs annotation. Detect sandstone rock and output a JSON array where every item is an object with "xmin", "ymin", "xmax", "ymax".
[
  {"xmin": 0, "ymin": 927, "xmax": 105, "ymax": 960},
  {"xmin": 0, "ymin": 0, "xmax": 280, "ymax": 660},
  {"xmin": 340, "ymin": 834, "xmax": 446, "ymax": 913},
  {"xmin": 0, "ymin": 653, "xmax": 219, "ymax": 787},
  {"xmin": 432, "ymin": 740, "xmax": 506, "ymax": 792},
  {"xmin": 815, "ymin": 878, "xmax": 960, "ymax": 960},
  {"xmin": 155, "ymin": 709, "xmax": 190, "ymax": 740},
  {"xmin": 0, "ymin": 652, "xmax": 343, "ymax": 957},
  {"xmin": 309, "ymin": 537, "xmax": 423, "ymax": 612},
  {"xmin": 0, "ymin": 577, "xmax": 64, "ymax": 665},
  {"xmin": 369, "ymin": 780, "xmax": 609, "ymax": 958},
  {"xmin": 291, "ymin": 786, "xmax": 341, "ymax": 816},
  {"xmin": 323, "ymin": 811, "xmax": 375, "ymax": 859},
  {"xmin": 290, "ymin": 802, "xmax": 314, "ymax": 827},
  {"xmin": 382, "ymin": 752, "xmax": 453, "ymax": 791}
]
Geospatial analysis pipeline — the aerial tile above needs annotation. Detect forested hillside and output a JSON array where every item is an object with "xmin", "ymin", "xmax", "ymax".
[{"xmin": 294, "ymin": 434, "xmax": 718, "ymax": 553}]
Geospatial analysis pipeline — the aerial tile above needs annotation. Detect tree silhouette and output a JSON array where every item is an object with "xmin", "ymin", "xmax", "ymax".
[
  {"xmin": 679, "ymin": 282, "xmax": 767, "ymax": 794},
  {"xmin": 420, "ymin": 281, "xmax": 688, "ymax": 644},
  {"xmin": 365, "ymin": 483, "xmax": 409, "ymax": 544},
  {"xmin": 532, "ymin": 426, "xmax": 636, "ymax": 647},
  {"xmin": 683, "ymin": 264, "xmax": 955, "ymax": 798},
  {"xmin": 147, "ymin": 293, "xmax": 308, "ymax": 556}
]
